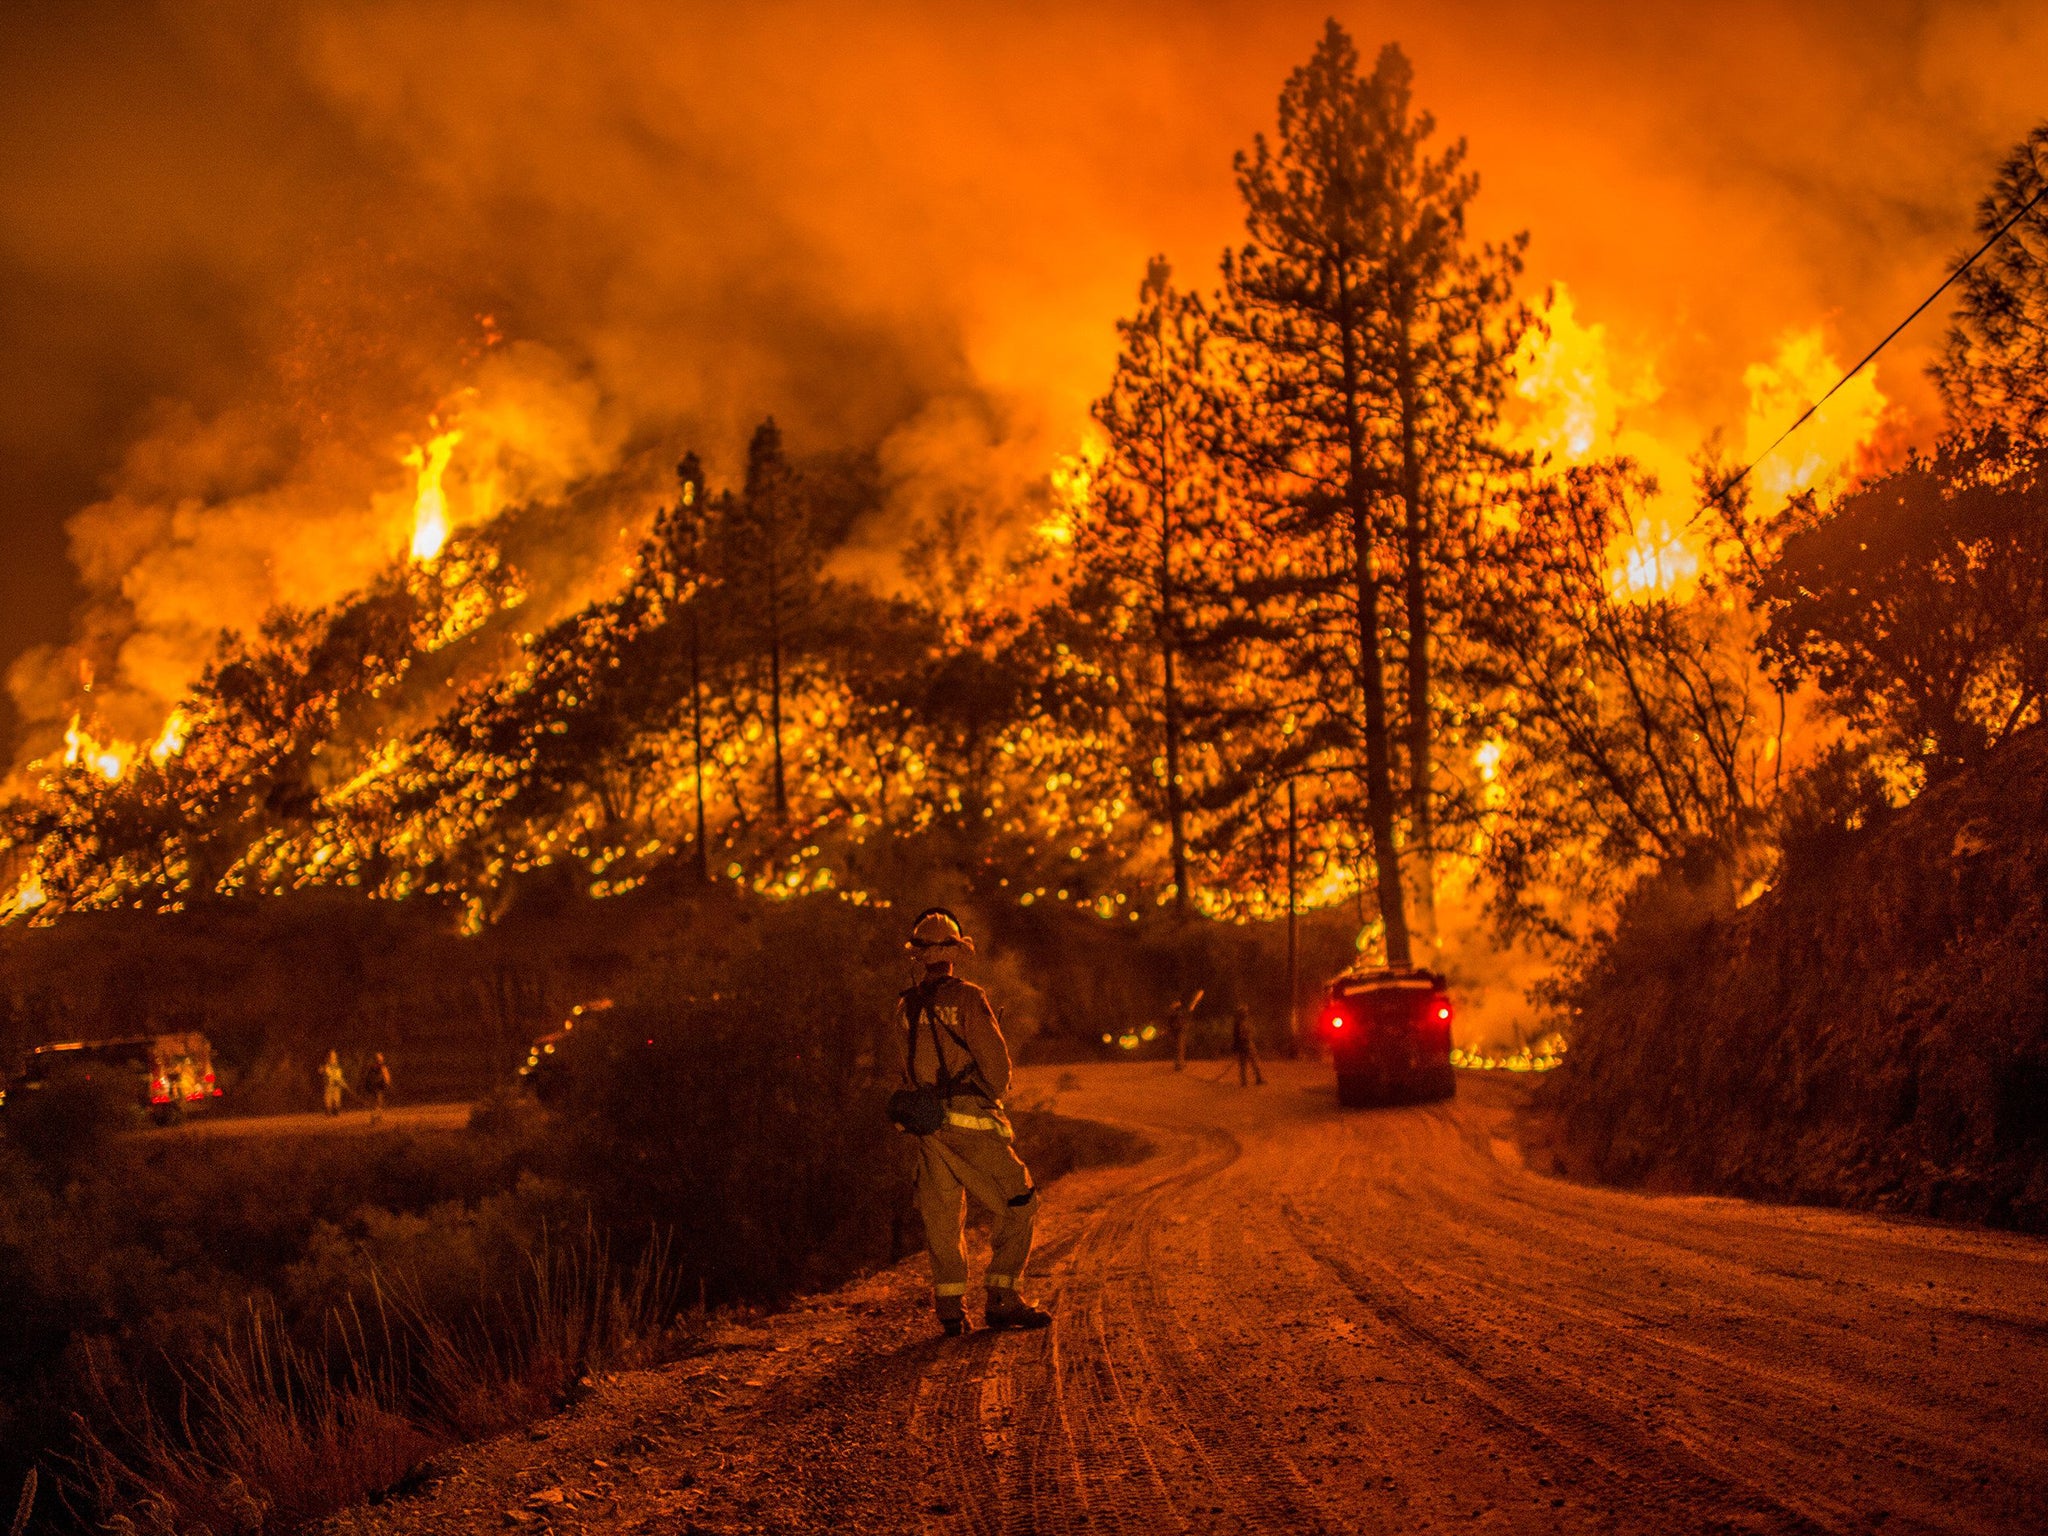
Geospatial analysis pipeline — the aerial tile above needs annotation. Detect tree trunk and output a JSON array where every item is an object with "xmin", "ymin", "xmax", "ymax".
[
  {"xmin": 1340, "ymin": 319, "xmax": 1413, "ymax": 969},
  {"xmin": 1286, "ymin": 778, "xmax": 1299, "ymax": 1055},
  {"xmin": 689, "ymin": 610, "xmax": 710, "ymax": 882},
  {"xmin": 1156, "ymin": 430, "xmax": 1191, "ymax": 910},
  {"xmin": 1161, "ymin": 636, "xmax": 1190, "ymax": 906},
  {"xmin": 1396, "ymin": 313, "xmax": 1436, "ymax": 944},
  {"xmin": 767, "ymin": 543, "xmax": 789, "ymax": 824}
]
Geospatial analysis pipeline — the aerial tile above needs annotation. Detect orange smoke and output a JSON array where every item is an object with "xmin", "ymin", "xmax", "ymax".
[{"xmin": 4, "ymin": 2, "xmax": 2039, "ymax": 767}]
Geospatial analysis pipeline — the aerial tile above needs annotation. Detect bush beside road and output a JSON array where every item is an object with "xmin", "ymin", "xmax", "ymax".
[{"xmin": 1553, "ymin": 723, "xmax": 2048, "ymax": 1229}]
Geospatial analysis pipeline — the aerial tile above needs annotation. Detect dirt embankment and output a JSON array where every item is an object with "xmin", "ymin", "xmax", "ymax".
[{"xmin": 1552, "ymin": 725, "xmax": 2048, "ymax": 1229}]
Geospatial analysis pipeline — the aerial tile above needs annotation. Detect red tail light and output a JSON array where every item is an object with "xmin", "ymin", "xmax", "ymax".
[{"xmin": 1435, "ymin": 1003, "xmax": 1452, "ymax": 1022}]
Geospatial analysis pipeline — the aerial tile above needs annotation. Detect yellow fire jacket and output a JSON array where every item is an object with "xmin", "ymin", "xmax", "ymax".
[{"xmin": 897, "ymin": 969, "xmax": 1014, "ymax": 1103}]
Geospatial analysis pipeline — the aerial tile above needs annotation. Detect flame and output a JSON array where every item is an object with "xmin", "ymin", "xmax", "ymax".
[
  {"xmin": 406, "ymin": 429, "xmax": 464, "ymax": 562},
  {"xmin": 63, "ymin": 714, "xmax": 131, "ymax": 782},
  {"xmin": 1039, "ymin": 445, "xmax": 1096, "ymax": 547},
  {"xmin": 1510, "ymin": 284, "xmax": 1661, "ymax": 469},
  {"xmin": 149, "ymin": 709, "xmax": 188, "ymax": 766},
  {"xmin": 1509, "ymin": 289, "xmax": 1888, "ymax": 603},
  {"xmin": 1741, "ymin": 327, "xmax": 1889, "ymax": 504},
  {"xmin": 1609, "ymin": 516, "xmax": 1700, "ymax": 601},
  {"xmin": 3, "ymin": 870, "xmax": 47, "ymax": 921},
  {"xmin": 1509, "ymin": 285, "xmax": 1702, "ymax": 600}
]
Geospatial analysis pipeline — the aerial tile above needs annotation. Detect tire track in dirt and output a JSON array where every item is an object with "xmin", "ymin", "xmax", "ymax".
[
  {"xmin": 1279, "ymin": 1195, "xmax": 1845, "ymax": 1534},
  {"xmin": 1297, "ymin": 1103, "xmax": 2048, "ymax": 1531},
  {"xmin": 913, "ymin": 1121, "xmax": 1341, "ymax": 1534}
]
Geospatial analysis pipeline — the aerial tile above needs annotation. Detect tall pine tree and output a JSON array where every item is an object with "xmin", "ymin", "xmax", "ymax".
[
  {"xmin": 726, "ymin": 420, "xmax": 817, "ymax": 826},
  {"xmin": 1224, "ymin": 22, "xmax": 1414, "ymax": 963},
  {"xmin": 1224, "ymin": 22, "xmax": 1522, "ymax": 958},
  {"xmin": 1358, "ymin": 46, "xmax": 1525, "ymax": 936},
  {"xmin": 1084, "ymin": 257, "xmax": 1230, "ymax": 910}
]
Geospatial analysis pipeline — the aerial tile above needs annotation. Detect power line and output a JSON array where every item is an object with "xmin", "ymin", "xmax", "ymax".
[{"xmin": 1701, "ymin": 170, "xmax": 2048, "ymax": 520}]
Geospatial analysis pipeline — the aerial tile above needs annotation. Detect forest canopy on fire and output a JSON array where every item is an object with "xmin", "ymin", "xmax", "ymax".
[{"xmin": 4, "ymin": 23, "xmax": 2046, "ymax": 998}]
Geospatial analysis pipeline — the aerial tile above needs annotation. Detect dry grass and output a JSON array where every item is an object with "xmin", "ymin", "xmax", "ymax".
[{"xmin": 68, "ymin": 1229, "xmax": 683, "ymax": 1536}]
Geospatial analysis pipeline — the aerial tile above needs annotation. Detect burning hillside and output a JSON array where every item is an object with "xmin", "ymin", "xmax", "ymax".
[{"xmin": 0, "ymin": 13, "xmax": 2040, "ymax": 1075}]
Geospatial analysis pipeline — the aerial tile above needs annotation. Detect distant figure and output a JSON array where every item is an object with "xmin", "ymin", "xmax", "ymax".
[
  {"xmin": 1231, "ymin": 1006, "xmax": 1266, "ymax": 1087},
  {"xmin": 320, "ymin": 1050, "xmax": 348, "ymax": 1117},
  {"xmin": 1166, "ymin": 989, "xmax": 1205, "ymax": 1070},
  {"xmin": 893, "ymin": 908, "xmax": 1051, "ymax": 1338},
  {"xmin": 170, "ymin": 1056, "xmax": 198, "ymax": 1114},
  {"xmin": 369, "ymin": 1052, "xmax": 393, "ymax": 1122}
]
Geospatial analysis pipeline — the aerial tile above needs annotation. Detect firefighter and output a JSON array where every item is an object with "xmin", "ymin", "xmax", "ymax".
[
  {"xmin": 1165, "ymin": 1000, "xmax": 1188, "ymax": 1071},
  {"xmin": 369, "ymin": 1052, "xmax": 393, "ymax": 1122},
  {"xmin": 898, "ymin": 908, "xmax": 1052, "ymax": 1337},
  {"xmin": 1231, "ymin": 1005, "xmax": 1266, "ymax": 1086},
  {"xmin": 320, "ymin": 1050, "xmax": 348, "ymax": 1117}
]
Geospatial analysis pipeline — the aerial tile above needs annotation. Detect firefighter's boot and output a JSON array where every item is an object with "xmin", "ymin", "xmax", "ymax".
[
  {"xmin": 936, "ymin": 1294, "xmax": 969, "ymax": 1338},
  {"xmin": 984, "ymin": 1286, "xmax": 1052, "ymax": 1331}
]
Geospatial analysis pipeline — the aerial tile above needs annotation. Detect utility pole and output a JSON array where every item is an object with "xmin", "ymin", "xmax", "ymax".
[{"xmin": 1286, "ymin": 779, "xmax": 1299, "ymax": 1058}]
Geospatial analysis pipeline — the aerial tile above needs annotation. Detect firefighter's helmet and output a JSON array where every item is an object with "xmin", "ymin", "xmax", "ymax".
[{"xmin": 908, "ymin": 907, "xmax": 975, "ymax": 953}]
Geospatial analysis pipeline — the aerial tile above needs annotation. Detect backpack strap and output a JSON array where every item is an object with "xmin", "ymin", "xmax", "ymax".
[{"xmin": 902, "ymin": 979, "xmax": 987, "ymax": 1100}]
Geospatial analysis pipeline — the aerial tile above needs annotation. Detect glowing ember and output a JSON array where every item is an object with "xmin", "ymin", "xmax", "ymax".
[
  {"xmin": 406, "ymin": 429, "xmax": 464, "ymax": 562},
  {"xmin": 2, "ymin": 870, "xmax": 47, "ymax": 919}
]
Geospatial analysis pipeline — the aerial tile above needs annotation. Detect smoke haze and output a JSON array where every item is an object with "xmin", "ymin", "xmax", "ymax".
[{"xmin": 2, "ymin": 0, "xmax": 2042, "ymax": 754}]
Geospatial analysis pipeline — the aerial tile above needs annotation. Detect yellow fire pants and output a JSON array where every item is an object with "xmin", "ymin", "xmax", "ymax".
[{"xmin": 916, "ymin": 1114, "xmax": 1037, "ymax": 1312}]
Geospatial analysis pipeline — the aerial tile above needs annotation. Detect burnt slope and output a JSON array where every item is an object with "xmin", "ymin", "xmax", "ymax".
[{"xmin": 1554, "ymin": 725, "xmax": 2048, "ymax": 1228}]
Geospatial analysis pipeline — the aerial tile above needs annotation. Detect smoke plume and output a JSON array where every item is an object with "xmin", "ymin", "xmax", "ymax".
[{"xmin": 2, "ymin": 0, "xmax": 2042, "ymax": 756}]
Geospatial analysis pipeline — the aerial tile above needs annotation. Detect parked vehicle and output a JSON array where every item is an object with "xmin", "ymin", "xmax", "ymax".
[
  {"xmin": 7, "ymin": 1033, "xmax": 222, "ymax": 1124},
  {"xmin": 1317, "ymin": 969, "xmax": 1456, "ymax": 1107}
]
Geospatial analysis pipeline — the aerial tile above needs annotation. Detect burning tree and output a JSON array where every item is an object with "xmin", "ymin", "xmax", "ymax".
[
  {"xmin": 3, "ymin": 543, "xmax": 525, "ymax": 919},
  {"xmin": 1219, "ymin": 23, "xmax": 1525, "ymax": 961},
  {"xmin": 1752, "ymin": 435, "xmax": 2048, "ymax": 785},
  {"xmin": 1460, "ymin": 462, "xmax": 1778, "ymax": 932},
  {"xmin": 1074, "ymin": 257, "xmax": 1241, "ymax": 912}
]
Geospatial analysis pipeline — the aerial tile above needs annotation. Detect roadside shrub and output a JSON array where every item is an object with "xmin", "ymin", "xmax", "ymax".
[
  {"xmin": 556, "ymin": 897, "xmax": 908, "ymax": 1301},
  {"xmin": 4, "ymin": 1069, "xmax": 141, "ymax": 1181},
  {"xmin": 1551, "ymin": 724, "xmax": 2048, "ymax": 1227}
]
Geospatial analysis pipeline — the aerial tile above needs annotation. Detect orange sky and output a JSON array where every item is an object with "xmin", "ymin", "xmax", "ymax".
[{"xmin": 2, "ymin": 0, "xmax": 2043, "ymax": 754}]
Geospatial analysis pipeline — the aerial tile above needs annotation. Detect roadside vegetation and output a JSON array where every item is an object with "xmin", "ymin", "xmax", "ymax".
[{"xmin": 0, "ymin": 896, "xmax": 1149, "ymax": 1534}]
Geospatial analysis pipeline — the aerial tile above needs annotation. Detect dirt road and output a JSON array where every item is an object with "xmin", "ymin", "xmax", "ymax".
[
  {"xmin": 161, "ymin": 1102, "xmax": 471, "ymax": 1138},
  {"xmin": 344, "ymin": 1061, "xmax": 2048, "ymax": 1535}
]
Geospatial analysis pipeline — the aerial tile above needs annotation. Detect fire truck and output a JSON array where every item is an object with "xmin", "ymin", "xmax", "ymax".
[
  {"xmin": 1316, "ymin": 968, "xmax": 1457, "ymax": 1107},
  {"xmin": 5, "ymin": 1033, "xmax": 221, "ymax": 1124}
]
